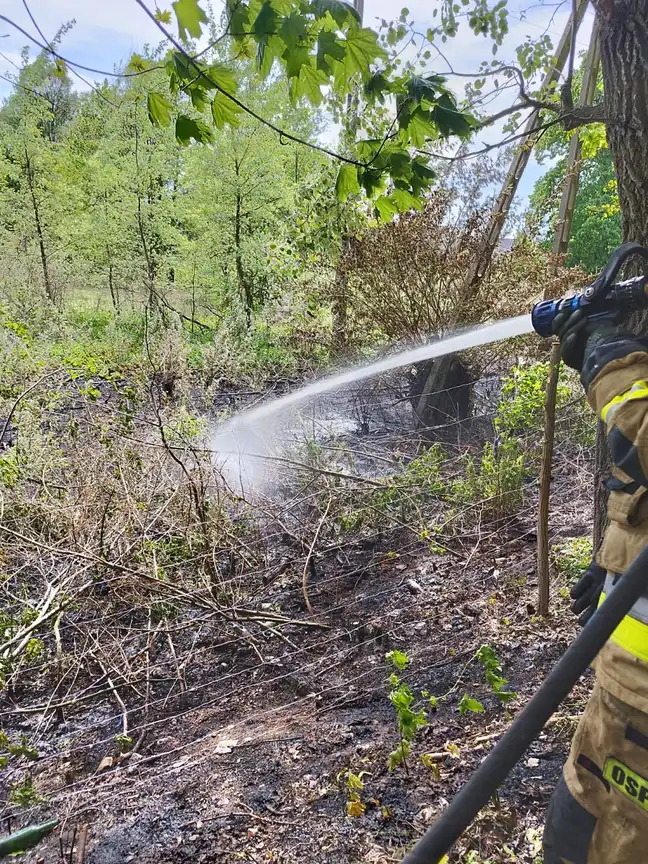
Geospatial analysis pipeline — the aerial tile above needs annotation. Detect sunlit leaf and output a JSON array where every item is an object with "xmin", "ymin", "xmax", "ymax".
[
  {"xmin": 269, "ymin": 0, "xmax": 294, "ymax": 12},
  {"xmin": 385, "ymin": 649, "xmax": 409, "ymax": 670},
  {"xmin": 310, "ymin": 0, "xmax": 360, "ymax": 27},
  {"xmin": 172, "ymin": 0, "xmax": 208, "ymax": 40},
  {"xmin": 206, "ymin": 63, "xmax": 238, "ymax": 95},
  {"xmin": 317, "ymin": 31, "xmax": 345, "ymax": 74},
  {"xmin": 292, "ymin": 63, "xmax": 328, "ymax": 104},
  {"xmin": 335, "ymin": 163, "xmax": 360, "ymax": 201},
  {"xmin": 127, "ymin": 53, "xmax": 148, "ymax": 73},
  {"xmin": 211, "ymin": 92, "xmax": 243, "ymax": 128},
  {"xmin": 399, "ymin": 105, "xmax": 437, "ymax": 147},
  {"xmin": 458, "ymin": 693, "xmax": 485, "ymax": 715},
  {"xmin": 391, "ymin": 188, "xmax": 422, "ymax": 212},
  {"xmin": 374, "ymin": 194, "xmax": 399, "ymax": 222},
  {"xmin": 54, "ymin": 59, "xmax": 67, "ymax": 79},
  {"xmin": 175, "ymin": 114, "xmax": 214, "ymax": 144},
  {"xmin": 342, "ymin": 27, "xmax": 387, "ymax": 78},
  {"xmin": 154, "ymin": 7, "xmax": 173, "ymax": 23},
  {"xmin": 147, "ymin": 92, "xmax": 173, "ymax": 127}
]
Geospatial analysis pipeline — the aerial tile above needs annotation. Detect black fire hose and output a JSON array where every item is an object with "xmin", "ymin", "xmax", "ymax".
[{"xmin": 403, "ymin": 542, "xmax": 648, "ymax": 864}]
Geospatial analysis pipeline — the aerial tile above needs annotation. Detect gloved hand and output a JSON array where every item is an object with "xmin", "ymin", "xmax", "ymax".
[
  {"xmin": 551, "ymin": 306, "xmax": 622, "ymax": 372},
  {"xmin": 570, "ymin": 559, "xmax": 606, "ymax": 626}
]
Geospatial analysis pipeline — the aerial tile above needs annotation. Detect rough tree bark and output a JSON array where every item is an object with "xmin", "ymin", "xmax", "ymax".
[{"xmin": 591, "ymin": 0, "xmax": 648, "ymax": 536}]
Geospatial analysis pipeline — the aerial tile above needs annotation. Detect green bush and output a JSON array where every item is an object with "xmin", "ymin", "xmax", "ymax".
[
  {"xmin": 453, "ymin": 436, "xmax": 525, "ymax": 519},
  {"xmin": 552, "ymin": 536, "xmax": 593, "ymax": 581},
  {"xmin": 337, "ymin": 444, "xmax": 446, "ymax": 532},
  {"xmin": 495, "ymin": 362, "xmax": 570, "ymax": 437}
]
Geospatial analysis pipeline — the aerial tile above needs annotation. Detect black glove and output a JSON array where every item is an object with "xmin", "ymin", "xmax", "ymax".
[
  {"xmin": 551, "ymin": 306, "xmax": 625, "ymax": 372},
  {"xmin": 570, "ymin": 559, "xmax": 606, "ymax": 626}
]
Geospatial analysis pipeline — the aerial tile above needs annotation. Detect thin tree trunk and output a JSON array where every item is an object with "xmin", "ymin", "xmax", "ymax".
[
  {"xmin": 331, "ymin": 0, "xmax": 364, "ymax": 354},
  {"xmin": 462, "ymin": 0, "xmax": 589, "ymax": 295},
  {"xmin": 107, "ymin": 256, "xmax": 119, "ymax": 313},
  {"xmin": 104, "ymin": 192, "xmax": 119, "ymax": 313},
  {"xmin": 591, "ymin": 0, "xmax": 648, "ymax": 537},
  {"xmin": 233, "ymin": 158, "xmax": 253, "ymax": 327},
  {"xmin": 24, "ymin": 146, "xmax": 55, "ymax": 306},
  {"xmin": 536, "ymin": 22, "xmax": 601, "ymax": 615},
  {"xmin": 191, "ymin": 256, "xmax": 197, "ymax": 336},
  {"xmin": 134, "ymin": 130, "xmax": 158, "ymax": 315}
]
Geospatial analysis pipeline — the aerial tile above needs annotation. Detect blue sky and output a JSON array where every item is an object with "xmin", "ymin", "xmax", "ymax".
[{"xmin": 0, "ymin": 0, "xmax": 595, "ymax": 207}]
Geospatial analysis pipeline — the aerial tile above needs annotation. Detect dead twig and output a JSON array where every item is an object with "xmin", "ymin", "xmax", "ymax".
[
  {"xmin": 75, "ymin": 823, "xmax": 89, "ymax": 864},
  {"xmin": 302, "ymin": 496, "xmax": 332, "ymax": 615}
]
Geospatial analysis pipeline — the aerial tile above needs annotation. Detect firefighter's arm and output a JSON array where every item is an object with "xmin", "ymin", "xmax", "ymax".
[{"xmin": 583, "ymin": 333, "xmax": 648, "ymax": 486}]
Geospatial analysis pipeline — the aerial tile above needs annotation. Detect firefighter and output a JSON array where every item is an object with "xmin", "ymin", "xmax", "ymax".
[{"xmin": 543, "ymin": 308, "xmax": 648, "ymax": 863}]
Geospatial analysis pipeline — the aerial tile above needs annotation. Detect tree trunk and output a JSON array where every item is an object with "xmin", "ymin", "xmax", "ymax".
[
  {"xmin": 24, "ymin": 147, "xmax": 55, "ymax": 306},
  {"xmin": 411, "ymin": 355, "xmax": 471, "ymax": 438},
  {"xmin": 332, "ymin": 237, "xmax": 350, "ymax": 353},
  {"xmin": 134, "ymin": 130, "xmax": 159, "ymax": 317},
  {"xmin": 233, "ymin": 158, "xmax": 253, "ymax": 327},
  {"xmin": 107, "ymin": 255, "xmax": 119, "ymax": 313},
  {"xmin": 591, "ymin": 0, "xmax": 648, "ymax": 536}
]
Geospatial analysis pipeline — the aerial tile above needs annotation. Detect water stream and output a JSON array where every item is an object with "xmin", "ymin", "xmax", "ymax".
[{"xmin": 212, "ymin": 314, "xmax": 534, "ymax": 486}]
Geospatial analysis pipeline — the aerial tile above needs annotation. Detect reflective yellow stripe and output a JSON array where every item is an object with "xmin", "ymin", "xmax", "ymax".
[
  {"xmin": 598, "ymin": 591, "xmax": 648, "ymax": 662},
  {"xmin": 601, "ymin": 380, "xmax": 648, "ymax": 423},
  {"xmin": 603, "ymin": 757, "xmax": 648, "ymax": 809}
]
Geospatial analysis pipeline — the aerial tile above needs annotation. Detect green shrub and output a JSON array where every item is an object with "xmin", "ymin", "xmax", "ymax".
[
  {"xmin": 495, "ymin": 362, "xmax": 570, "ymax": 437},
  {"xmin": 552, "ymin": 536, "xmax": 593, "ymax": 581},
  {"xmin": 453, "ymin": 436, "xmax": 525, "ymax": 519}
]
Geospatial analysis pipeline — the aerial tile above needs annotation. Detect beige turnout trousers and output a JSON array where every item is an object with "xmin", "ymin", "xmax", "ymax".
[{"xmin": 543, "ymin": 651, "xmax": 648, "ymax": 863}]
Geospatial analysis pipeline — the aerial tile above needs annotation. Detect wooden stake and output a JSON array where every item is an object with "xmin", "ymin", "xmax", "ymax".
[{"xmin": 536, "ymin": 20, "xmax": 601, "ymax": 615}]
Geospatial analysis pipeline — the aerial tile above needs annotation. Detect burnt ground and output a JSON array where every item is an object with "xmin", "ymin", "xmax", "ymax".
[{"xmin": 0, "ymin": 376, "xmax": 594, "ymax": 864}]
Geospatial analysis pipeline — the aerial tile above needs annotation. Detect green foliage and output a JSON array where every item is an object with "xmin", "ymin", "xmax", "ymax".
[
  {"xmin": 173, "ymin": 0, "xmax": 209, "ymax": 40},
  {"xmin": 9, "ymin": 776, "xmax": 43, "ymax": 807},
  {"xmin": 115, "ymin": 734, "xmax": 133, "ymax": 753},
  {"xmin": 139, "ymin": 0, "xmax": 481, "ymax": 215},
  {"xmin": 453, "ymin": 437, "xmax": 525, "ymax": 519},
  {"xmin": 529, "ymin": 151, "xmax": 621, "ymax": 273},
  {"xmin": 552, "ymin": 536, "xmax": 593, "ymax": 581},
  {"xmin": 386, "ymin": 649, "xmax": 409, "ymax": 670},
  {"xmin": 337, "ymin": 444, "xmax": 446, "ymax": 532},
  {"xmin": 0, "ymin": 731, "xmax": 39, "ymax": 765},
  {"xmin": 527, "ymin": 51, "xmax": 620, "ymax": 273},
  {"xmin": 386, "ymin": 652, "xmax": 428, "ymax": 772},
  {"xmin": 495, "ymin": 363, "xmax": 569, "ymax": 437},
  {"xmin": 337, "ymin": 768, "xmax": 370, "ymax": 817},
  {"xmin": 459, "ymin": 693, "xmax": 485, "ymax": 715},
  {"xmin": 476, "ymin": 644, "xmax": 516, "ymax": 703}
]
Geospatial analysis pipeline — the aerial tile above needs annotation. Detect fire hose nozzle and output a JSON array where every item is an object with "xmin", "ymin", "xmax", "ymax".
[{"xmin": 531, "ymin": 243, "xmax": 648, "ymax": 339}]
